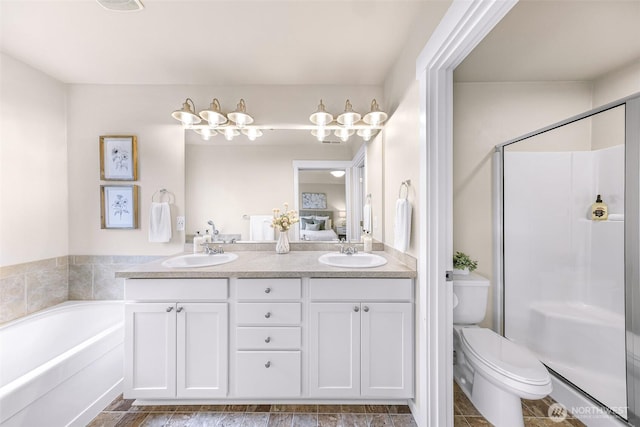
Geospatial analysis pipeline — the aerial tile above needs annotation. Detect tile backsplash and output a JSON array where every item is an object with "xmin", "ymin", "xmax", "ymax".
[{"xmin": 0, "ymin": 255, "xmax": 159, "ymax": 324}]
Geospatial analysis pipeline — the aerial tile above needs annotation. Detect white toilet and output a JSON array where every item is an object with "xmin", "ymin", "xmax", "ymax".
[{"xmin": 453, "ymin": 273, "xmax": 552, "ymax": 427}]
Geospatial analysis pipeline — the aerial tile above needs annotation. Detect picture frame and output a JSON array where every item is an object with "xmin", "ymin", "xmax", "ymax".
[
  {"xmin": 301, "ymin": 192, "xmax": 327, "ymax": 209},
  {"xmin": 100, "ymin": 135, "xmax": 138, "ymax": 181},
  {"xmin": 101, "ymin": 185, "xmax": 139, "ymax": 229}
]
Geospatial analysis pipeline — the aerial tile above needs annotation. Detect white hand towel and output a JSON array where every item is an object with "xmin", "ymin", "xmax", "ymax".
[
  {"xmin": 363, "ymin": 203, "xmax": 372, "ymax": 233},
  {"xmin": 250, "ymin": 215, "xmax": 275, "ymax": 241},
  {"xmin": 149, "ymin": 202, "xmax": 172, "ymax": 243},
  {"xmin": 393, "ymin": 198, "xmax": 412, "ymax": 252}
]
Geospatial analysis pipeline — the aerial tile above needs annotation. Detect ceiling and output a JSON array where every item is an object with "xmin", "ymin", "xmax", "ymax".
[
  {"xmin": 455, "ymin": 0, "xmax": 640, "ymax": 82},
  {"xmin": 0, "ymin": 0, "xmax": 447, "ymax": 86}
]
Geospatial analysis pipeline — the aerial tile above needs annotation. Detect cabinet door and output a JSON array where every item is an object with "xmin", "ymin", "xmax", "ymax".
[
  {"xmin": 124, "ymin": 303, "xmax": 176, "ymax": 399},
  {"xmin": 309, "ymin": 303, "xmax": 361, "ymax": 397},
  {"xmin": 361, "ymin": 302, "xmax": 413, "ymax": 398},
  {"xmin": 176, "ymin": 303, "xmax": 228, "ymax": 398}
]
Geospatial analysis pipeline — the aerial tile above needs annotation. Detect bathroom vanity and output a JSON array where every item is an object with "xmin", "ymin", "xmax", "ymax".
[{"xmin": 118, "ymin": 250, "xmax": 416, "ymax": 404}]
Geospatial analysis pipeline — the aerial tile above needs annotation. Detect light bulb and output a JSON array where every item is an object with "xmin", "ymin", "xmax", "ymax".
[{"xmin": 224, "ymin": 128, "xmax": 236, "ymax": 141}]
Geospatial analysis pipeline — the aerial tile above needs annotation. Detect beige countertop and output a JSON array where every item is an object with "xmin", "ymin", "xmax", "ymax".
[{"xmin": 116, "ymin": 250, "xmax": 416, "ymax": 279}]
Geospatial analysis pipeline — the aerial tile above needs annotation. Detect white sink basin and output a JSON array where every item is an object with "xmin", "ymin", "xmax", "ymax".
[
  {"xmin": 162, "ymin": 253, "xmax": 238, "ymax": 268},
  {"xmin": 318, "ymin": 253, "xmax": 388, "ymax": 268}
]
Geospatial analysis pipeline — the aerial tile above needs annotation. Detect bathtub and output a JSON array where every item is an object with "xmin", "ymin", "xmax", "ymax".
[
  {"xmin": 528, "ymin": 301, "xmax": 627, "ymax": 419},
  {"xmin": 0, "ymin": 301, "xmax": 124, "ymax": 427}
]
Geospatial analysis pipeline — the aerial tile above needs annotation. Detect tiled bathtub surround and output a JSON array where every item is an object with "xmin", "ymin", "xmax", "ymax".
[
  {"xmin": 69, "ymin": 255, "xmax": 160, "ymax": 300},
  {"xmin": 0, "ymin": 256, "xmax": 68, "ymax": 323},
  {"xmin": 0, "ymin": 255, "xmax": 160, "ymax": 324}
]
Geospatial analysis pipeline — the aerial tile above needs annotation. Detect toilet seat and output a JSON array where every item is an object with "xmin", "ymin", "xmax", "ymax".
[{"xmin": 460, "ymin": 328, "xmax": 550, "ymax": 387}]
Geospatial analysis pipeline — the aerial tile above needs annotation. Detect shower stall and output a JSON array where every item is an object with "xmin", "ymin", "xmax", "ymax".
[{"xmin": 494, "ymin": 93, "xmax": 640, "ymax": 425}]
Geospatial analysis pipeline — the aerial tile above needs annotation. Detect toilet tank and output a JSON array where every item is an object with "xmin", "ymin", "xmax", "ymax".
[{"xmin": 453, "ymin": 272, "xmax": 490, "ymax": 324}]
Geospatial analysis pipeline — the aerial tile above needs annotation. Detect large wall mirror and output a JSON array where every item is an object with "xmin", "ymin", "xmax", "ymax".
[{"xmin": 186, "ymin": 130, "xmax": 376, "ymax": 243}]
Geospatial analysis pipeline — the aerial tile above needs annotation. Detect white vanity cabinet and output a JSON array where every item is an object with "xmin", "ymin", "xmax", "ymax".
[
  {"xmin": 124, "ymin": 279, "xmax": 228, "ymax": 399},
  {"xmin": 234, "ymin": 278, "xmax": 302, "ymax": 398},
  {"xmin": 308, "ymin": 278, "xmax": 414, "ymax": 399}
]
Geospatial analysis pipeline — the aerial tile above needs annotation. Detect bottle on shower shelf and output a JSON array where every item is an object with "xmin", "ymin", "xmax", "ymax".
[{"xmin": 591, "ymin": 194, "xmax": 609, "ymax": 221}]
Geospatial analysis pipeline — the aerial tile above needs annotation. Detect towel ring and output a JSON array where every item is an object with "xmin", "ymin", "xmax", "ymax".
[
  {"xmin": 399, "ymin": 180, "xmax": 411, "ymax": 200},
  {"xmin": 152, "ymin": 188, "xmax": 174, "ymax": 204}
]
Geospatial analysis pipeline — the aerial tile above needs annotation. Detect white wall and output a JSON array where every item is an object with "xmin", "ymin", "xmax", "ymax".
[
  {"xmin": 0, "ymin": 53, "xmax": 68, "ymax": 266},
  {"xmin": 453, "ymin": 81, "xmax": 594, "ymax": 327},
  {"xmin": 67, "ymin": 85, "xmax": 186, "ymax": 256}
]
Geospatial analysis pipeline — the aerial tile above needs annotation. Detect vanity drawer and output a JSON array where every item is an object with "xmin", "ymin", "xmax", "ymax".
[
  {"xmin": 235, "ymin": 351, "xmax": 301, "ymax": 397},
  {"xmin": 236, "ymin": 278, "xmax": 301, "ymax": 300},
  {"xmin": 125, "ymin": 278, "xmax": 228, "ymax": 301},
  {"xmin": 236, "ymin": 327, "xmax": 301, "ymax": 350},
  {"xmin": 309, "ymin": 278, "xmax": 413, "ymax": 301},
  {"xmin": 236, "ymin": 303, "xmax": 301, "ymax": 325}
]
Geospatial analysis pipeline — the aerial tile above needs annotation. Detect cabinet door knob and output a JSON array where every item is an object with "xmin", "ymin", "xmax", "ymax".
[
  {"xmin": 264, "ymin": 287, "xmax": 271, "ymax": 294},
  {"xmin": 265, "ymin": 337, "xmax": 271, "ymax": 343},
  {"xmin": 176, "ymin": 307, "xmax": 184, "ymax": 313},
  {"xmin": 265, "ymin": 312, "xmax": 272, "ymax": 318},
  {"xmin": 166, "ymin": 306, "xmax": 174, "ymax": 312},
  {"xmin": 363, "ymin": 306, "xmax": 370, "ymax": 312},
  {"xmin": 265, "ymin": 361, "xmax": 271, "ymax": 368},
  {"xmin": 354, "ymin": 306, "xmax": 360, "ymax": 312}
]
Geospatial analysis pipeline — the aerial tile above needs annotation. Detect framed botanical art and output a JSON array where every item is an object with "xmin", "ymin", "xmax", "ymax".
[
  {"xmin": 101, "ymin": 185, "xmax": 139, "ymax": 229},
  {"xmin": 100, "ymin": 135, "xmax": 138, "ymax": 181},
  {"xmin": 301, "ymin": 192, "xmax": 327, "ymax": 209}
]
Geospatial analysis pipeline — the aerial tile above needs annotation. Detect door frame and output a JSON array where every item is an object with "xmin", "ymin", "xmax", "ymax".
[{"xmin": 414, "ymin": 1, "xmax": 518, "ymax": 426}]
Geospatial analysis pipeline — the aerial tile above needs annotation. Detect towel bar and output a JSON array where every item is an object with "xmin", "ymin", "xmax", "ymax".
[{"xmin": 152, "ymin": 188, "xmax": 174, "ymax": 203}]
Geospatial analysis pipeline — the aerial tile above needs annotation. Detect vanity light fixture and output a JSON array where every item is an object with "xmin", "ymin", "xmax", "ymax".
[
  {"xmin": 198, "ymin": 98, "xmax": 227, "ymax": 126},
  {"xmin": 172, "ymin": 98, "xmax": 263, "ymax": 141},
  {"xmin": 171, "ymin": 98, "xmax": 201, "ymax": 126},
  {"xmin": 362, "ymin": 99, "xmax": 388, "ymax": 126},
  {"xmin": 227, "ymin": 99, "xmax": 254, "ymax": 128},
  {"xmin": 330, "ymin": 170, "xmax": 346, "ymax": 178},
  {"xmin": 309, "ymin": 99, "xmax": 386, "ymax": 143},
  {"xmin": 336, "ymin": 99, "xmax": 361, "ymax": 126},
  {"xmin": 309, "ymin": 99, "xmax": 333, "ymax": 126}
]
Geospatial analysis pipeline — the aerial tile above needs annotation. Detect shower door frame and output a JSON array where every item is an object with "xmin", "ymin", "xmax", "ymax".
[{"xmin": 493, "ymin": 92, "xmax": 640, "ymax": 424}]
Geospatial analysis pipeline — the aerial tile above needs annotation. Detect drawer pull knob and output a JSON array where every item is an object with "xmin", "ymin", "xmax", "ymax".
[
  {"xmin": 177, "ymin": 307, "xmax": 184, "ymax": 313},
  {"xmin": 265, "ymin": 361, "xmax": 271, "ymax": 368},
  {"xmin": 265, "ymin": 337, "xmax": 271, "ymax": 343},
  {"xmin": 166, "ymin": 306, "xmax": 174, "ymax": 312},
  {"xmin": 354, "ymin": 306, "xmax": 360, "ymax": 312},
  {"xmin": 265, "ymin": 312, "xmax": 272, "ymax": 318},
  {"xmin": 363, "ymin": 306, "xmax": 369, "ymax": 312},
  {"xmin": 265, "ymin": 287, "xmax": 272, "ymax": 294}
]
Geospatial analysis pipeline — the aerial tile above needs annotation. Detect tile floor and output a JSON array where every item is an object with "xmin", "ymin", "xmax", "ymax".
[
  {"xmin": 89, "ymin": 384, "xmax": 588, "ymax": 427},
  {"xmin": 454, "ymin": 382, "xmax": 586, "ymax": 427},
  {"xmin": 88, "ymin": 396, "xmax": 418, "ymax": 427}
]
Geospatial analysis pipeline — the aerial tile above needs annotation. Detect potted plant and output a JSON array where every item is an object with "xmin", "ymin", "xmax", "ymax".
[{"xmin": 453, "ymin": 251, "xmax": 477, "ymax": 275}]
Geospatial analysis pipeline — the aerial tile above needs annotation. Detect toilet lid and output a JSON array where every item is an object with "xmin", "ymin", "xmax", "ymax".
[{"xmin": 460, "ymin": 328, "xmax": 550, "ymax": 386}]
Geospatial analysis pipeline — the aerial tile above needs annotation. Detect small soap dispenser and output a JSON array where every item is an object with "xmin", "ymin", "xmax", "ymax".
[
  {"xmin": 193, "ymin": 231, "xmax": 205, "ymax": 253},
  {"xmin": 363, "ymin": 232, "xmax": 373, "ymax": 253},
  {"xmin": 204, "ymin": 229, "xmax": 212, "ymax": 244},
  {"xmin": 591, "ymin": 195, "xmax": 609, "ymax": 221}
]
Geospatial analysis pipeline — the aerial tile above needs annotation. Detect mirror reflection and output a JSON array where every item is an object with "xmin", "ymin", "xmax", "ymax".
[{"xmin": 185, "ymin": 130, "xmax": 373, "ymax": 243}]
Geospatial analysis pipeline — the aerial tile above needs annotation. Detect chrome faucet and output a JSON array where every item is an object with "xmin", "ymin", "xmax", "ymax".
[
  {"xmin": 202, "ymin": 243, "xmax": 224, "ymax": 255},
  {"xmin": 338, "ymin": 239, "xmax": 358, "ymax": 255},
  {"xmin": 207, "ymin": 220, "xmax": 220, "ymax": 241}
]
